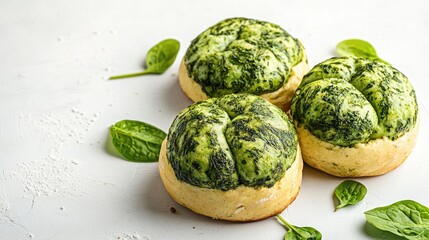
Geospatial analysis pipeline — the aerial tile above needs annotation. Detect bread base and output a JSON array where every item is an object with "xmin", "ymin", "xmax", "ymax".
[
  {"xmin": 158, "ymin": 140, "xmax": 303, "ymax": 222},
  {"xmin": 296, "ymin": 119, "xmax": 419, "ymax": 177},
  {"xmin": 178, "ymin": 57, "xmax": 309, "ymax": 112}
]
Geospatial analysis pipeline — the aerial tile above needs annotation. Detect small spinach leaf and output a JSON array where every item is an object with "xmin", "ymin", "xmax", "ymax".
[
  {"xmin": 365, "ymin": 200, "xmax": 429, "ymax": 240},
  {"xmin": 336, "ymin": 39, "xmax": 389, "ymax": 65},
  {"xmin": 334, "ymin": 180, "xmax": 367, "ymax": 211},
  {"xmin": 276, "ymin": 215, "xmax": 322, "ymax": 240},
  {"xmin": 110, "ymin": 120, "xmax": 166, "ymax": 162},
  {"xmin": 110, "ymin": 39, "xmax": 180, "ymax": 80}
]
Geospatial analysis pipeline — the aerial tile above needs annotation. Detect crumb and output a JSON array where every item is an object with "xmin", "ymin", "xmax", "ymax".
[{"xmin": 170, "ymin": 207, "xmax": 177, "ymax": 214}]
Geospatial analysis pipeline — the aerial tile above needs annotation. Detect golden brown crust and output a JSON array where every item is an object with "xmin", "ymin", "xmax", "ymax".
[
  {"xmin": 158, "ymin": 140, "xmax": 303, "ymax": 222},
  {"xmin": 178, "ymin": 56, "xmax": 309, "ymax": 112},
  {"xmin": 296, "ymin": 116, "xmax": 419, "ymax": 177}
]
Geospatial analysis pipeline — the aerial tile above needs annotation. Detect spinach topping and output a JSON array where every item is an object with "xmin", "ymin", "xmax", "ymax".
[
  {"xmin": 167, "ymin": 94, "xmax": 298, "ymax": 190},
  {"xmin": 291, "ymin": 57, "xmax": 418, "ymax": 147},
  {"xmin": 184, "ymin": 17, "xmax": 305, "ymax": 97}
]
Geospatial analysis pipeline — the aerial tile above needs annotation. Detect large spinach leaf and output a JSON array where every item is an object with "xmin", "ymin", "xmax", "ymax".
[{"xmin": 365, "ymin": 200, "xmax": 429, "ymax": 240}]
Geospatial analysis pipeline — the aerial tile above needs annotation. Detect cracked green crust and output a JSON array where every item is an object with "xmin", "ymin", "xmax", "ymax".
[
  {"xmin": 167, "ymin": 94, "xmax": 298, "ymax": 190},
  {"xmin": 291, "ymin": 57, "xmax": 418, "ymax": 147},
  {"xmin": 184, "ymin": 17, "xmax": 305, "ymax": 97}
]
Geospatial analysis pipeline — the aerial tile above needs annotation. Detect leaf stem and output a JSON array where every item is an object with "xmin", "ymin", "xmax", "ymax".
[
  {"xmin": 109, "ymin": 71, "xmax": 150, "ymax": 80},
  {"xmin": 335, "ymin": 204, "xmax": 345, "ymax": 211},
  {"xmin": 276, "ymin": 214, "xmax": 293, "ymax": 230}
]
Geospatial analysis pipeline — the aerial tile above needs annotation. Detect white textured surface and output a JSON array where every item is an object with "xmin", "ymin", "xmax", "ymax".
[{"xmin": 0, "ymin": 0, "xmax": 428, "ymax": 239}]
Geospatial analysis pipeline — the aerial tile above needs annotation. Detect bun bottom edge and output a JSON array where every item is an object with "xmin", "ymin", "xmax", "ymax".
[
  {"xmin": 296, "ymin": 119, "xmax": 419, "ymax": 177},
  {"xmin": 158, "ymin": 140, "xmax": 303, "ymax": 222}
]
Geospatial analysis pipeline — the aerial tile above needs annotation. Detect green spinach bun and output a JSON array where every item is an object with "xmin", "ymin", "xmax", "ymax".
[
  {"xmin": 291, "ymin": 57, "xmax": 419, "ymax": 177},
  {"xmin": 179, "ymin": 17, "xmax": 308, "ymax": 111},
  {"xmin": 159, "ymin": 94, "xmax": 302, "ymax": 221}
]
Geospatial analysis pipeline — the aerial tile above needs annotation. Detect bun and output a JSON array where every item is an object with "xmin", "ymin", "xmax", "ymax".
[
  {"xmin": 159, "ymin": 94, "xmax": 302, "ymax": 221},
  {"xmin": 159, "ymin": 140, "xmax": 302, "ymax": 221},
  {"xmin": 291, "ymin": 57, "xmax": 419, "ymax": 177},
  {"xmin": 179, "ymin": 17, "xmax": 308, "ymax": 111}
]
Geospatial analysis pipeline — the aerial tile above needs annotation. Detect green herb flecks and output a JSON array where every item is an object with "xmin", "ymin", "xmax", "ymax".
[
  {"xmin": 110, "ymin": 120, "xmax": 166, "ymax": 162},
  {"xmin": 334, "ymin": 180, "xmax": 367, "ymax": 211},
  {"xmin": 167, "ymin": 94, "xmax": 297, "ymax": 190},
  {"xmin": 365, "ymin": 200, "xmax": 429, "ymax": 240},
  {"xmin": 291, "ymin": 57, "xmax": 418, "ymax": 147},
  {"xmin": 110, "ymin": 39, "xmax": 180, "ymax": 80},
  {"xmin": 184, "ymin": 18, "xmax": 305, "ymax": 96},
  {"xmin": 336, "ymin": 39, "xmax": 389, "ymax": 65},
  {"xmin": 276, "ymin": 215, "xmax": 322, "ymax": 240}
]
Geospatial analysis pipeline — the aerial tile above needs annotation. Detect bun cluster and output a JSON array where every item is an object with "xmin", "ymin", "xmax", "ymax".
[{"xmin": 159, "ymin": 18, "xmax": 419, "ymax": 222}]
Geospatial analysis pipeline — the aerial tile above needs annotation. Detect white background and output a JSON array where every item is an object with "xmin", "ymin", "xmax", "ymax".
[{"xmin": 1, "ymin": 0, "xmax": 428, "ymax": 239}]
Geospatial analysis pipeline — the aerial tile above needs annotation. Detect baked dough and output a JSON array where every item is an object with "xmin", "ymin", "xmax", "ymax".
[
  {"xmin": 159, "ymin": 94, "xmax": 302, "ymax": 221},
  {"xmin": 291, "ymin": 57, "xmax": 419, "ymax": 177},
  {"xmin": 296, "ymin": 122, "xmax": 418, "ymax": 177},
  {"xmin": 179, "ymin": 17, "xmax": 308, "ymax": 111},
  {"xmin": 159, "ymin": 140, "xmax": 302, "ymax": 221}
]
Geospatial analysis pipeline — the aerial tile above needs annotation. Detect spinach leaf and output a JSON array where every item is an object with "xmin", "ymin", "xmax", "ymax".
[
  {"xmin": 110, "ymin": 38, "xmax": 180, "ymax": 80},
  {"xmin": 336, "ymin": 39, "xmax": 389, "ymax": 65},
  {"xmin": 110, "ymin": 120, "xmax": 166, "ymax": 162},
  {"xmin": 276, "ymin": 215, "xmax": 322, "ymax": 240},
  {"xmin": 365, "ymin": 200, "xmax": 429, "ymax": 240},
  {"xmin": 334, "ymin": 180, "xmax": 367, "ymax": 211}
]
